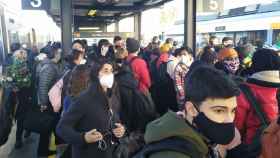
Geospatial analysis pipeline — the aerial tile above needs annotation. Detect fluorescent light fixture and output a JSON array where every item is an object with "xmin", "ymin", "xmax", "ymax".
[{"xmin": 79, "ymin": 27, "xmax": 100, "ymax": 30}]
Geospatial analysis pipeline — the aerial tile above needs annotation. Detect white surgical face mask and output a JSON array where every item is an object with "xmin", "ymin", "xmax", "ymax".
[
  {"xmin": 99, "ymin": 73, "xmax": 114, "ymax": 89},
  {"xmin": 80, "ymin": 59, "xmax": 86, "ymax": 65},
  {"xmin": 101, "ymin": 46, "xmax": 109, "ymax": 56}
]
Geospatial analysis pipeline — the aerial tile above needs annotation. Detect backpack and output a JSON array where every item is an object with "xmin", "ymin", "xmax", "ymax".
[
  {"xmin": 132, "ymin": 137, "xmax": 202, "ymax": 158},
  {"xmin": 0, "ymin": 88, "xmax": 15, "ymax": 146},
  {"xmin": 149, "ymin": 57, "xmax": 159, "ymax": 84},
  {"xmin": 123, "ymin": 57, "xmax": 140, "ymax": 86},
  {"xmin": 239, "ymin": 84, "xmax": 269, "ymax": 158},
  {"xmin": 158, "ymin": 61, "xmax": 169, "ymax": 83},
  {"xmin": 259, "ymin": 117, "xmax": 280, "ymax": 158}
]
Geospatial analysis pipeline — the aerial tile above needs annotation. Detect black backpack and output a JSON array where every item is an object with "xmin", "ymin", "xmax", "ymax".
[
  {"xmin": 0, "ymin": 88, "xmax": 15, "ymax": 146},
  {"xmin": 132, "ymin": 137, "xmax": 202, "ymax": 158},
  {"xmin": 239, "ymin": 84, "xmax": 269, "ymax": 158},
  {"xmin": 123, "ymin": 57, "xmax": 141, "ymax": 85},
  {"xmin": 149, "ymin": 57, "xmax": 159, "ymax": 85},
  {"xmin": 157, "ymin": 61, "xmax": 171, "ymax": 84}
]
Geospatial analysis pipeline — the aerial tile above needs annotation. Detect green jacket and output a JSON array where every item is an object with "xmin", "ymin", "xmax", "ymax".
[{"xmin": 144, "ymin": 111, "xmax": 209, "ymax": 158}]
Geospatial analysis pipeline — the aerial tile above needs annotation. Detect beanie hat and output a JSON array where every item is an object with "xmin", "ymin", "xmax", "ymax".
[
  {"xmin": 248, "ymin": 48, "xmax": 280, "ymax": 87},
  {"xmin": 126, "ymin": 38, "xmax": 140, "ymax": 53},
  {"xmin": 218, "ymin": 48, "xmax": 238, "ymax": 61},
  {"xmin": 251, "ymin": 48, "xmax": 280, "ymax": 73},
  {"xmin": 160, "ymin": 43, "xmax": 172, "ymax": 53}
]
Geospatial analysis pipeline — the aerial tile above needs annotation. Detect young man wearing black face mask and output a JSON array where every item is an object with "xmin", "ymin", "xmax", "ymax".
[{"xmin": 135, "ymin": 65, "xmax": 240, "ymax": 158}]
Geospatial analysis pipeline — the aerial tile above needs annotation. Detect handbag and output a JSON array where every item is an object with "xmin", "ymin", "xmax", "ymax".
[
  {"xmin": 48, "ymin": 70, "xmax": 70, "ymax": 112},
  {"xmin": 23, "ymin": 106, "xmax": 56, "ymax": 134}
]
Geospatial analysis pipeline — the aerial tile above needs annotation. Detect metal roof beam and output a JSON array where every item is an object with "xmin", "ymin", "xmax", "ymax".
[{"xmin": 74, "ymin": 0, "xmax": 174, "ymax": 11}]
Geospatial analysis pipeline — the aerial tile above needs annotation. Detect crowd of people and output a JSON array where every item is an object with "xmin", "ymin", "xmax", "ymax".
[{"xmin": 0, "ymin": 35, "xmax": 280, "ymax": 158}]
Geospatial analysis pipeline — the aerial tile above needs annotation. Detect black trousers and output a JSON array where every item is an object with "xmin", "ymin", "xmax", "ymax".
[
  {"xmin": 37, "ymin": 110, "xmax": 62, "ymax": 156},
  {"xmin": 15, "ymin": 87, "xmax": 31, "ymax": 142}
]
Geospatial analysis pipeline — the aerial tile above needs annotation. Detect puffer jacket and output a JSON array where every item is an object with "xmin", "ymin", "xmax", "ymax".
[
  {"xmin": 38, "ymin": 59, "xmax": 60, "ymax": 107},
  {"xmin": 235, "ymin": 73, "xmax": 279, "ymax": 144}
]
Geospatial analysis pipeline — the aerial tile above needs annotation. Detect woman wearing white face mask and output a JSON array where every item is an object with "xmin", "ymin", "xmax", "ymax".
[
  {"xmin": 57, "ymin": 60, "xmax": 125, "ymax": 158},
  {"xmin": 173, "ymin": 47, "xmax": 194, "ymax": 110}
]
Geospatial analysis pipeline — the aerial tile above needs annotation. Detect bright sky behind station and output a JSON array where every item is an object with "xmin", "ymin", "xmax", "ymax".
[
  {"xmin": 0, "ymin": 0, "xmax": 60, "ymax": 38},
  {"xmin": 0, "ymin": 0, "xmax": 278, "ymax": 44}
]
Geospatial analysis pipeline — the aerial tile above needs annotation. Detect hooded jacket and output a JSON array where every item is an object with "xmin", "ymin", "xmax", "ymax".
[
  {"xmin": 144, "ymin": 111, "xmax": 209, "ymax": 158},
  {"xmin": 235, "ymin": 71, "xmax": 279, "ymax": 144}
]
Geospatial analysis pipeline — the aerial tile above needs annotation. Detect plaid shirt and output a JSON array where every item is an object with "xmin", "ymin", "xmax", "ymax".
[{"xmin": 174, "ymin": 63, "xmax": 189, "ymax": 109}]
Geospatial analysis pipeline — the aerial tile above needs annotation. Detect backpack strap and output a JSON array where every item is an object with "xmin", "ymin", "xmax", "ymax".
[
  {"xmin": 239, "ymin": 84, "xmax": 269, "ymax": 126},
  {"xmin": 128, "ymin": 56, "xmax": 139, "ymax": 66},
  {"xmin": 133, "ymin": 137, "xmax": 202, "ymax": 158}
]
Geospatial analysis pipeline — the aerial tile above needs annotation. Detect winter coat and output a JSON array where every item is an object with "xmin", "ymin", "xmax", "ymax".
[
  {"xmin": 38, "ymin": 59, "xmax": 60, "ymax": 107},
  {"xmin": 235, "ymin": 72, "xmax": 279, "ymax": 144},
  {"xmin": 56, "ymin": 83, "xmax": 121, "ymax": 158},
  {"xmin": 127, "ymin": 54, "xmax": 151, "ymax": 94},
  {"xmin": 144, "ymin": 111, "xmax": 216, "ymax": 158}
]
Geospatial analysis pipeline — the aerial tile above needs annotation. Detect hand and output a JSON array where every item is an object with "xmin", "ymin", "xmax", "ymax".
[
  {"xmin": 112, "ymin": 123, "xmax": 125, "ymax": 138},
  {"xmin": 84, "ymin": 129, "xmax": 103, "ymax": 144}
]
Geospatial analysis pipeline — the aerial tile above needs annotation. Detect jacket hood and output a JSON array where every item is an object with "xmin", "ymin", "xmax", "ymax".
[
  {"xmin": 248, "ymin": 70, "xmax": 280, "ymax": 88},
  {"xmin": 144, "ymin": 111, "xmax": 208, "ymax": 155}
]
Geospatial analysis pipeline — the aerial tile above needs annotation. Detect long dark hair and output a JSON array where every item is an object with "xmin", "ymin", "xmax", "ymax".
[
  {"xmin": 68, "ymin": 64, "xmax": 91, "ymax": 97},
  {"xmin": 90, "ymin": 59, "xmax": 114, "ymax": 94}
]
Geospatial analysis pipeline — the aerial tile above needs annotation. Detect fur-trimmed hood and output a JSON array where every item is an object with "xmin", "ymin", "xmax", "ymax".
[{"xmin": 247, "ymin": 70, "xmax": 280, "ymax": 88}]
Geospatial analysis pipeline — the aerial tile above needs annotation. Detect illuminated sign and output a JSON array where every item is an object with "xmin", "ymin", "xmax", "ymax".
[
  {"xmin": 271, "ymin": 23, "xmax": 280, "ymax": 30},
  {"xmin": 22, "ymin": 0, "xmax": 50, "ymax": 10},
  {"xmin": 197, "ymin": 0, "xmax": 224, "ymax": 12}
]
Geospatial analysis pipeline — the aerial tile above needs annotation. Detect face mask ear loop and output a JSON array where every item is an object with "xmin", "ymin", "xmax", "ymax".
[
  {"xmin": 190, "ymin": 102, "xmax": 200, "ymax": 126},
  {"xmin": 192, "ymin": 102, "xmax": 200, "ymax": 114}
]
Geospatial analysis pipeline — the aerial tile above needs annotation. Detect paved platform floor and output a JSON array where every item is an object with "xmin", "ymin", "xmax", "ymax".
[{"xmin": 0, "ymin": 125, "xmax": 41, "ymax": 158}]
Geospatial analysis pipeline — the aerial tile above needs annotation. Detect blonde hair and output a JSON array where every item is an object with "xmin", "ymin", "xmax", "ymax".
[
  {"xmin": 115, "ymin": 47, "xmax": 128, "ymax": 59},
  {"xmin": 13, "ymin": 49, "xmax": 27, "ymax": 61}
]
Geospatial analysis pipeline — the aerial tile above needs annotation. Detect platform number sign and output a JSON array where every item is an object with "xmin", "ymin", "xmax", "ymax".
[
  {"xmin": 22, "ymin": 0, "xmax": 50, "ymax": 10},
  {"xmin": 203, "ymin": 0, "xmax": 224, "ymax": 12}
]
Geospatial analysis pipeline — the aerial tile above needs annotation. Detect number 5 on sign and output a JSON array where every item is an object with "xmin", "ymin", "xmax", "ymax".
[{"xmin": 209, "ymin": 0, "xmax": 218, "ymax": 11}]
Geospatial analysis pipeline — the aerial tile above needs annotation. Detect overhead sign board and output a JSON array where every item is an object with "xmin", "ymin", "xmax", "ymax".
[
  {"xmin": 197, "ymin": 0, "xmax": 224, "ymax": 13},
  {"xmin": 22, "ymin": 0, "xmax": 50, "ymax": 10}
]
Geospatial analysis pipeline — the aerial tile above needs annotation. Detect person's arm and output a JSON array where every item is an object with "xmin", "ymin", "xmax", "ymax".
[
  {"xmin": 56, "ymin": 99, "xmax": 87, "ymax": 145},
  {"xmin": 38, "ymin": 65, "xmax": 56, "ymax": 106}
]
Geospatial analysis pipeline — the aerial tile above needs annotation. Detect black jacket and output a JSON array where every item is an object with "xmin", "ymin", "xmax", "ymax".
[
  {"xmin": 56, "ymin": 83, "xmax": 120, "ymax": 158},
  {"xmin": 38, "ymin": 59, "xmax": 60, "ymax": 107}
]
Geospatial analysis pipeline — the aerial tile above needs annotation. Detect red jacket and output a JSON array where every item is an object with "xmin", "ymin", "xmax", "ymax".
[
  {"xmin": 127, "ymin": 54, "xmax": 151, "ymax": 94},
  {"xmin": 156, "ymin": 53, "xmax": 169, "ymax": 69},
  {"xmin": 235, "ymin": 83, "xmax": 278, "ymax": 144}
]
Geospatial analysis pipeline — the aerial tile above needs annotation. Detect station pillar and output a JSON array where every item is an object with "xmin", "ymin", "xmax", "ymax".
[
  {"xmin": 184, "ymin": 0, "xmax": 196, "ymax": 55},
  {"xmin": 267, "ymin": 29, "xmax": 273, "ymax": 46},
  {"xmin": 61, "ymin": 0, "xmax": 73, "ymax": 54},
  {"xmin": 134, "ymin": 13, "xmax": 142, "ymax": 41}
]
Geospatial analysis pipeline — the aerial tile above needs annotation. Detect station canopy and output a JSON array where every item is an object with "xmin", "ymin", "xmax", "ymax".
[{"xmin": 48, "ymin": 0, "xmax": 173, "ymax": 30}]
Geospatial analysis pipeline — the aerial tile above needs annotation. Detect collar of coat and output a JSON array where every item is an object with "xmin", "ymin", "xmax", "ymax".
[{"xmin": 247, "ymin": 70, "xmax": 280, "ymax": 88}]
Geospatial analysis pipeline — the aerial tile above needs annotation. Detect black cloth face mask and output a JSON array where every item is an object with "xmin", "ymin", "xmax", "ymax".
[{"xmin": 192, "ymin": 105, "xmax": 235, "ymax": 145}]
